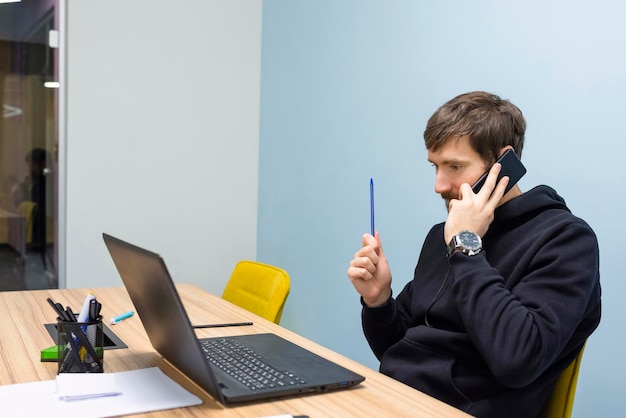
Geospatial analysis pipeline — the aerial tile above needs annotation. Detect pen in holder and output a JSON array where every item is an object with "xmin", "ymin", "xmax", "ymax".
[{"xmin": 57, "ymin": 316, "xmax": 104, "ymax": 373}]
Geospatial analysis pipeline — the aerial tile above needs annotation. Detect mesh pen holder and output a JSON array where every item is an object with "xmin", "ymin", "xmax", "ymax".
[{"xmin": 57, "ymin": 316, "xmax": 104, "ymax": 373}]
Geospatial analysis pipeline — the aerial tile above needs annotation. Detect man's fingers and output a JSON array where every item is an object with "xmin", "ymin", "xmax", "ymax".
[
  {"xmin": 351, "ymin": 252, "xmax": 377, "ymax": 272},
  {"xmin": 478, "ymin": 162, "xmax": 502, "ymax": 197},
  {"xmin": 347, "ymin": 265, "xmax": 373, "ymax": 282},
  {"xmin": 362, "ymin": 232, "xmax": 376, "ymax": 246}
]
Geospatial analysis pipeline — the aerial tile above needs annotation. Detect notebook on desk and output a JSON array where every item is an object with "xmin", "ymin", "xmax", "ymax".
[{"xmin": 102, "ymin": 233, "xmax": 364, "ymax": 404}]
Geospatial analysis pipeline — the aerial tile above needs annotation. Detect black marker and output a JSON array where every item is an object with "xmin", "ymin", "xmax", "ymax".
[
  {"xmin": 47, "ymin": 297, "xmax": 70, "ymax": 321},
  {"xmin": 192, "ymin": 322, "xmax": 253, "ymax": 329}
]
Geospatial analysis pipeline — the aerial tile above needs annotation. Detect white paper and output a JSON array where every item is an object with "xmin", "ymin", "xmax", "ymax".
[
  {"xmin": 258, "ymin": 415, "xmax": 295, "ymax": 418},
  {"xmin": 0, "ymin": 367, "xmax": 202, "ymax": 418},
  {"xmin": 56, "ymin": 373, "xmax": 121, "ymax": 401}
]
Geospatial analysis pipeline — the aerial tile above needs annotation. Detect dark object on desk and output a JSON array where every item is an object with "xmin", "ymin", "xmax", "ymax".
[
  {"xmin": 103, "ymin": 232, "xmax": 365, "ymax": 405},
  {"xmin": 57, "ymin": 317, "xmax": 104, "ymax": 373},
  {"xmin": 44, "ymin": 322, "xmax": 128, "ymax": 350},
  {"xmin": 192, "ymin": 322, "xmax": 253, "ymax": 329},
  {"xmin": 47, "ymin": 297, "xmax": 72, "ymax": 322}
]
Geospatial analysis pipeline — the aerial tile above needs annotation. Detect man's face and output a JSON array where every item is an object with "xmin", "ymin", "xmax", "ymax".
[{"xmin": 427, "ymin": 135, "xmax": 489, "ymax": 209}]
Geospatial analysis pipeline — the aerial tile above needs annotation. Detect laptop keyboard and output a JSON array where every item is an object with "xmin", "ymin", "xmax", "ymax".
[{"xmin": 200, "ymin": 338, "xmax": 307, "ymax": 391}]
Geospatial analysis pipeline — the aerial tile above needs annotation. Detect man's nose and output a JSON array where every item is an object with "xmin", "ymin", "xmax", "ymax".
[{"xmin": 434, "ymin": 172, "xmax": 451, "ymax": 194}]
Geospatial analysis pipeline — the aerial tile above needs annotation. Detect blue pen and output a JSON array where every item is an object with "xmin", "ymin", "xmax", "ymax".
[
  {"xmin": 370, "ymin": 178, "xmax": 375, "ymax": 236},
  {"xmin": 110, "ymin": 311, "xmax": 134, "ymax": 325}
]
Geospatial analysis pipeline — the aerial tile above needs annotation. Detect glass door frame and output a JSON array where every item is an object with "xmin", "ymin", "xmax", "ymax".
[{"xmin": 56, "ymin": 0, "xmax": 66, "ymax": 287}]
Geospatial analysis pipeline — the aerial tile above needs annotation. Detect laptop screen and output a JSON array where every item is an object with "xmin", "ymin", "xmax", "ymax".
[{"xmin": 103, "ymin": 233, "xmax": 225, "ymax": 403}]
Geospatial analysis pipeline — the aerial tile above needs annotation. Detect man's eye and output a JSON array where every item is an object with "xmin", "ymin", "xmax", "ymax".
[{"xmin": 450, "ymin": 165, "xmax": 462, "ymax": 171}]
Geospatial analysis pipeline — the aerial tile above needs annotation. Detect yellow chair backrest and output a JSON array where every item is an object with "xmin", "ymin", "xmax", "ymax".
[
  {"xmin": 17, "ymin": 201, "xmax": 37, "ymax": 244},
  {"xmin": 222, "ymin": 260, "xmax": 290, "ymax": 324},
  {"xmin": 541, "ymin": 343, "xmax": 586, "ymax": 418},
  {"xmin": 0, "ymin": 193, "xmax": 10, "ymax": 210}
]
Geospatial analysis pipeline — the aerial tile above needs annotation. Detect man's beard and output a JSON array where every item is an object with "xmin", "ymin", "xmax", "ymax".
[{"xmin": 440, "ymin": 192, "xmax": 457, "ymax": 212}]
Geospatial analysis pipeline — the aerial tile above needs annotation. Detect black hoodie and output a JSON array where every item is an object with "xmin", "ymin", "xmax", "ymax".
[{"xmin": 362, "ymin": 185, "xmax": 601, "ymax": 418}]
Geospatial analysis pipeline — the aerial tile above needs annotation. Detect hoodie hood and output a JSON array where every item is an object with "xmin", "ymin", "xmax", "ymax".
[{"xmin": 492, "ymin": 185, "xmax": 571, "ymax": 229}]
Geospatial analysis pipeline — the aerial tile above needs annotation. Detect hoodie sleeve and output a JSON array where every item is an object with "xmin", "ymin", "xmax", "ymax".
[
  {"xmin": 450, "ymin": 218, "xmax": 601, "ymax": 388},
  {"xmin": 361, "ymin": 288, "xmax": 408, "ymax": 360}
]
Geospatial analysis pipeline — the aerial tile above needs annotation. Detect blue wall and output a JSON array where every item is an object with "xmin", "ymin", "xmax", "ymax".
[{"xmin": 259, "ymin": 1, "xmax": 624, "ymax": 416}]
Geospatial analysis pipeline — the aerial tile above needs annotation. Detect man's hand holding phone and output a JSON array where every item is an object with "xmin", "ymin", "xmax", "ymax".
[
  {"xmin": 471, "ymin": 149, "xmax": 526, "ymax": 195},
  {"xmin": 444, "ymin": 149, "xmax": 526, "ymax": 245},
  {"xmin": 445, "ymin": 163, "xmax": 510, "ymax": 245}
]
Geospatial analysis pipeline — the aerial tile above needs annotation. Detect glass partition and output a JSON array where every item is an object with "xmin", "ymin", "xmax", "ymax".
[{"xmin": 0, "ymin": 0, "xmax": 59, "ymax": 290}]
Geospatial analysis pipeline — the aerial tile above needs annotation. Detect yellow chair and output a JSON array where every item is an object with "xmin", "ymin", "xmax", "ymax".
[
  {"xmin": 222, "ymin": 260, "xmax": 290, "ymax": 324},
  {"xmin": 17, "ymin": 201, "xmax": 37, "ymax": 244},
  {"xmin": 540, "ymin": 344, "xmax": 586, "ymax": 418},
  {"xmin": 0, "ymin": 193, "xmax": 10, "ymax": 210}
]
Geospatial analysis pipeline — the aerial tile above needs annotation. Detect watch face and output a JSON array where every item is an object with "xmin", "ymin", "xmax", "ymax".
[{"xmin": 459, "ymin": 231, "xmax": 481, "ymax": 250}]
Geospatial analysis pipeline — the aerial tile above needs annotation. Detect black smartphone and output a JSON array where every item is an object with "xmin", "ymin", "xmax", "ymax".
[{"xmin": 471, "ymin": 149, "xmax": 526, "ymax": 194}]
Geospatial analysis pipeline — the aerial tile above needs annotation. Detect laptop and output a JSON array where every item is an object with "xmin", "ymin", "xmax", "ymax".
[{"xmin": 102, "ymin": 233, "xmax": 364, "ymax": 404}]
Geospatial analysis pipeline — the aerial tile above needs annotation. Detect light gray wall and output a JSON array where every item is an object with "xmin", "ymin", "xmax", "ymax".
[
  {"xmin": 64, "ymin": 0, "xmax": 262, "ymax": 295},
  {"xmin": 258, "ymin": 1, "xmax": 623, "ymax": 416}
]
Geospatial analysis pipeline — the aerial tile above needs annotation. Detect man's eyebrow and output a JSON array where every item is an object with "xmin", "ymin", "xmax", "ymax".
[{"xmin": 428, "ymin": 158, "xmax": 466, "ymax": 165}]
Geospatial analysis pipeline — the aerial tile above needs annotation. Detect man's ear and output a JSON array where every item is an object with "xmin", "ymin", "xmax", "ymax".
[{"xmin": 498, "ymin": 145, "xmax": 514, "ymax": 158}]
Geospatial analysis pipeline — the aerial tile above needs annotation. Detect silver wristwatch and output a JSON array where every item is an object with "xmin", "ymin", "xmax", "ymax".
[{"xmin": 446, "ymin": 230, "xmax": 482, "ymax": 258}]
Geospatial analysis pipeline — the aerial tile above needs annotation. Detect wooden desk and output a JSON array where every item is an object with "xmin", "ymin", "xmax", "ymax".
[{"xmin": 0, "ymin": 285, "xmax": 471, "ymax": 417}]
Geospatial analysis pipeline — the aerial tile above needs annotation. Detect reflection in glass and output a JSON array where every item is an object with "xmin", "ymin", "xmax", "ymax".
[{"xmin": 1, "ymin": 0, "xmax": 58, "ymax": 290}]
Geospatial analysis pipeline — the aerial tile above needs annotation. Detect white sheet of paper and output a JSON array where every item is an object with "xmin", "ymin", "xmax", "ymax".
[
  {"xmin": 0, "ymin": 367, "xmax": 202, "ymax": 418},
  {"xmin": 56, "ymin": 373, "xmax": 120, "ymax": 401}
]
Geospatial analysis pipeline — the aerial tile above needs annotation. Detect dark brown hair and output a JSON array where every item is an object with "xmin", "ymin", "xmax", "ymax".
[{"xmin": 423, "ymin": 91, "xmax": 526, "ymax": 164}]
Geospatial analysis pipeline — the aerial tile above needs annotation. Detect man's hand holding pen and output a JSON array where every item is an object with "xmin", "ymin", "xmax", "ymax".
[{"xmin": 347, "ymin": 231, "xmax": 393, "ymax": 308}]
